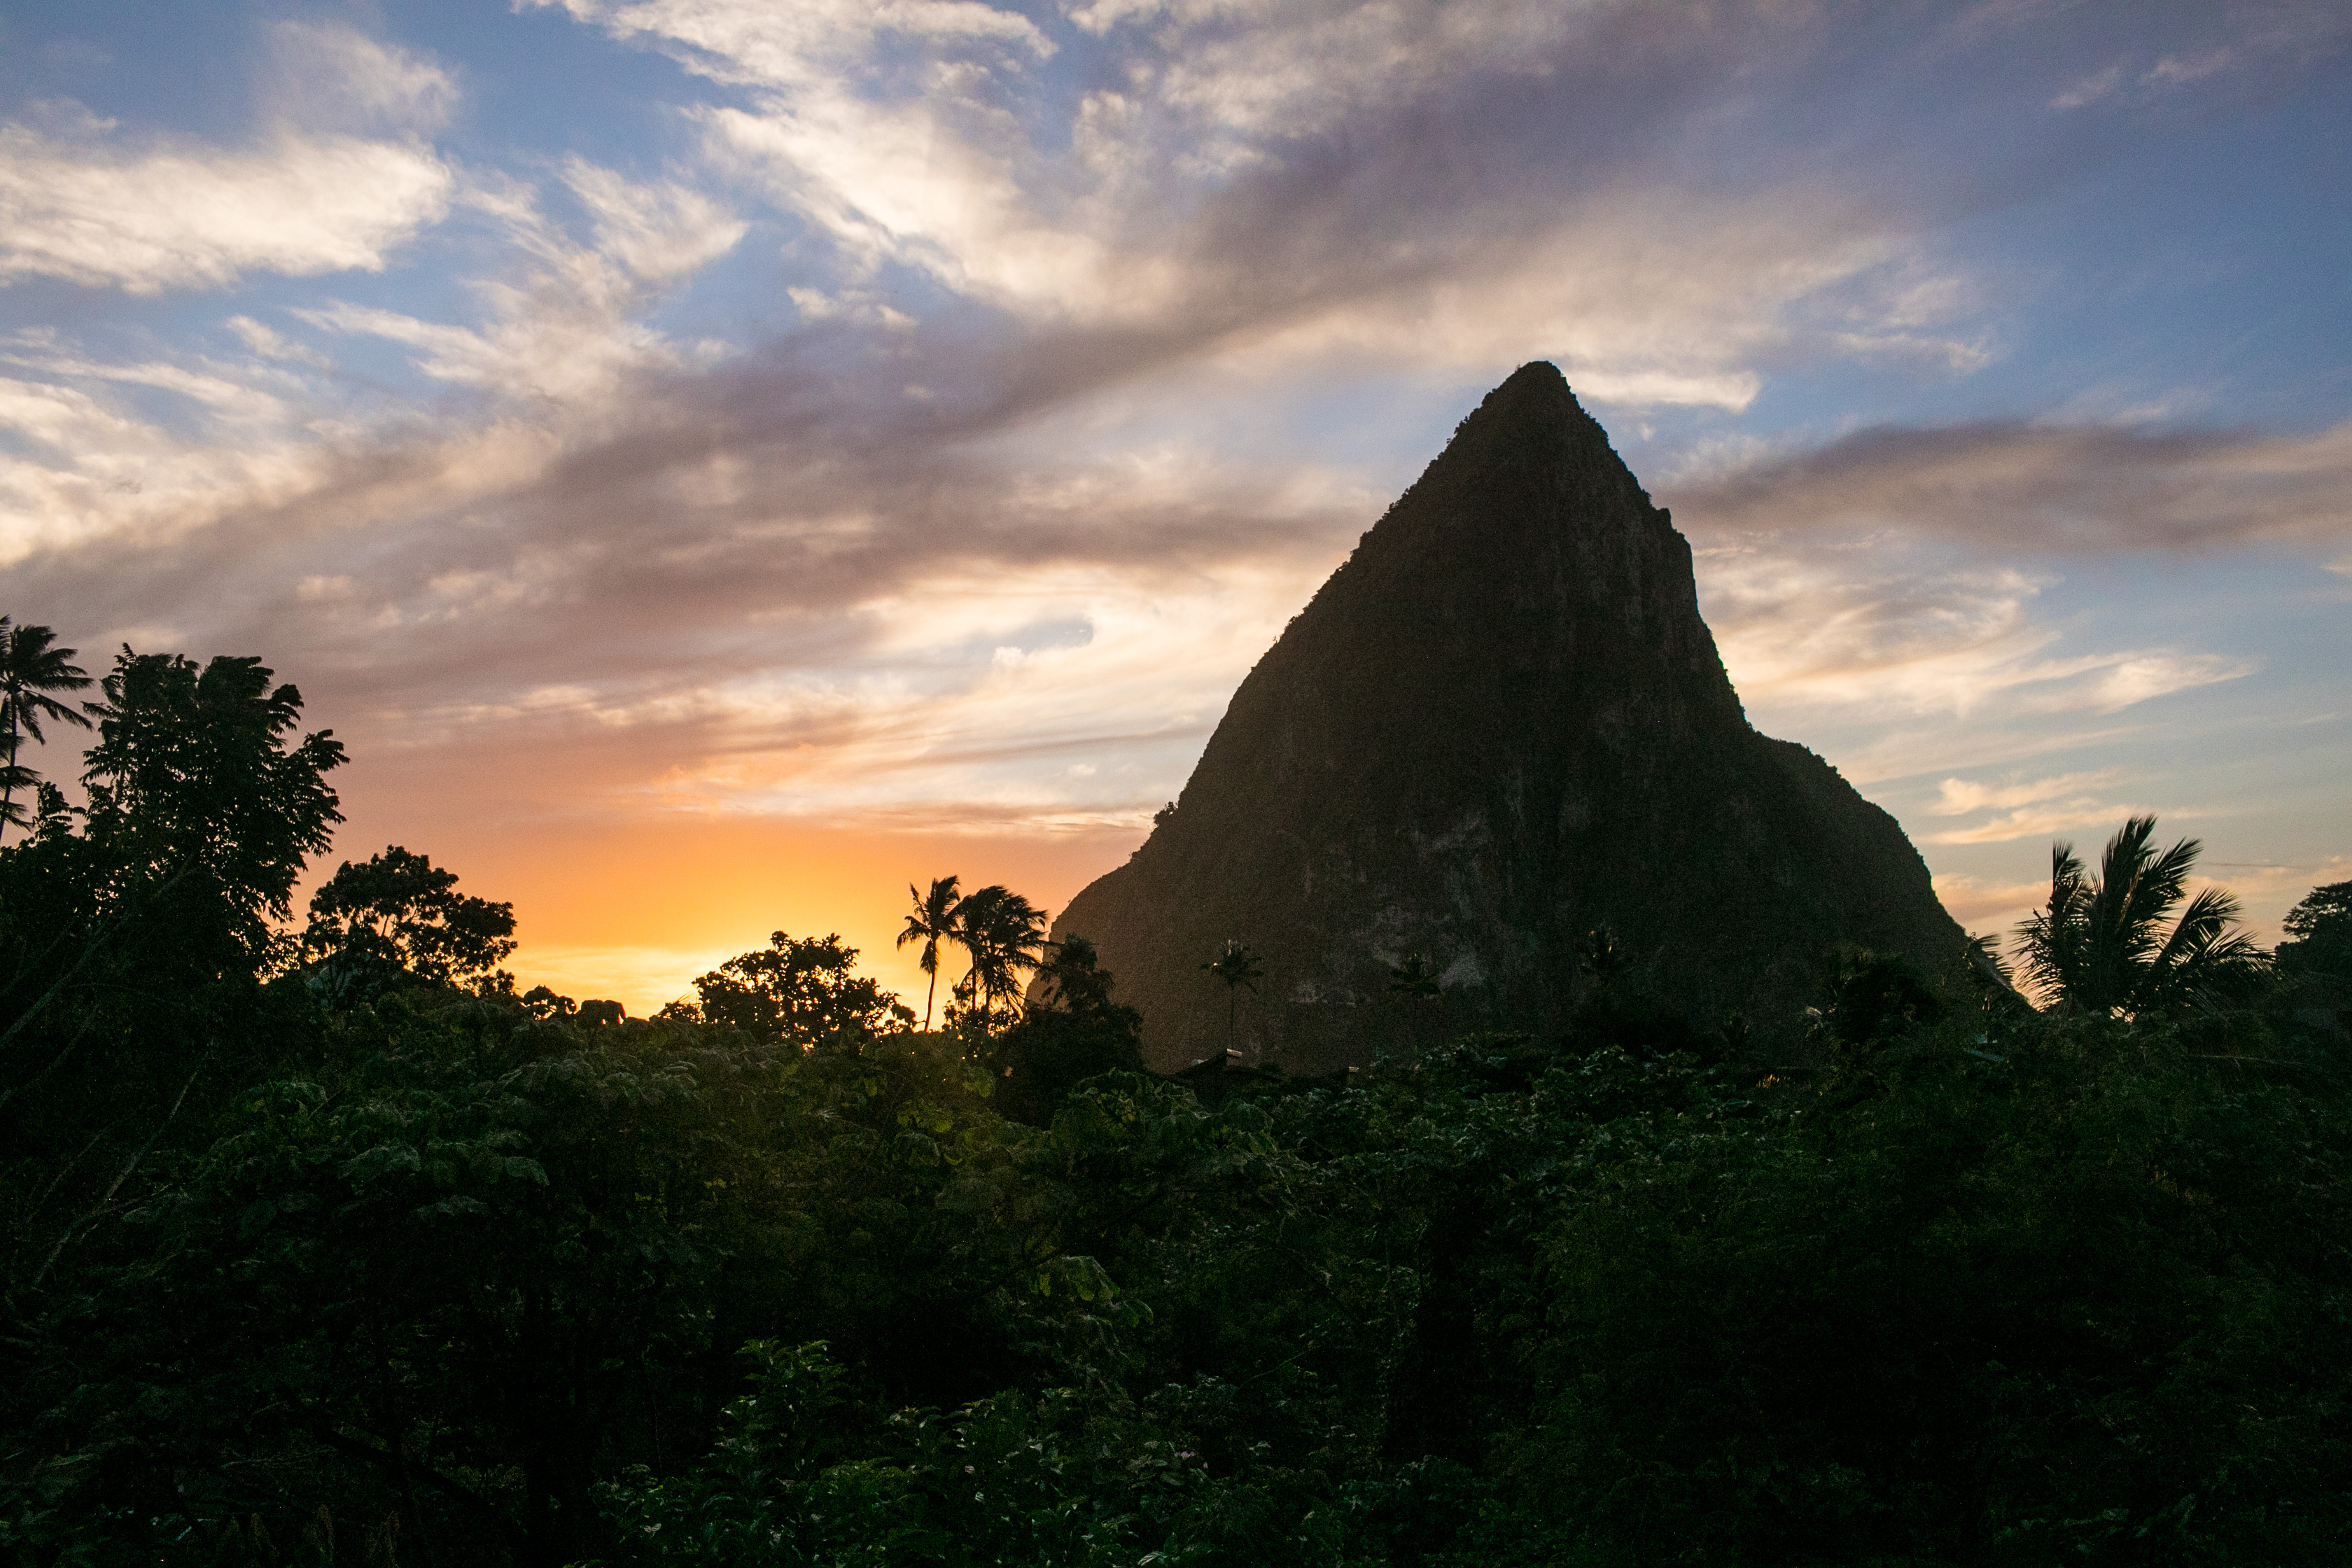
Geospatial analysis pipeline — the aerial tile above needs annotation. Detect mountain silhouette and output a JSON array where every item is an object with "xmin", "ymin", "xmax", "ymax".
[{"xmin": 1054, "ymin": 362, "xmax": 1965, "ymax": 1072}]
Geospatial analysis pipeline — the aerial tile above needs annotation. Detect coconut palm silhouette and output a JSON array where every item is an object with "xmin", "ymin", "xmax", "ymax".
[
  {"xmin": 2013, "ymin": 815, "xmax": 2267, "ymax": 1016},
  {"xmin": 1201, "ymin": 939, "xmax": 1265, "ymax": 1051},
  {"xmin": 897, "ymin": 874, "xmax": 965, "ymax": 1030},
  {"xmin": 0, "ymin": 618, "xmax": 92, "ymax": 841}
]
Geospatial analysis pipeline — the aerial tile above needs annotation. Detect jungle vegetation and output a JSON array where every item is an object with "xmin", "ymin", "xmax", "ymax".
[{"xmin": 3, "ymin": 627, "xmax": 2349, "ymax": 1567}]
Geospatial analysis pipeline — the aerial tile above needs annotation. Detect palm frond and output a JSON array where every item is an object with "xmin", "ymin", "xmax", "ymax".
[{"xmin": 2018, "ymin": 816, "xmax": 2268, "ymax": 1018}]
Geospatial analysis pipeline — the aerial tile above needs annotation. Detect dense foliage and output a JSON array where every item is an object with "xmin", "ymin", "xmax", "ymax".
[
  {"xmin": 301, "ymin": 848, "xmax": 519, "ymax": 1000},
  {"xmin": 5, "ymin": 633, "xmax": 2351, "ymax": 1567}
]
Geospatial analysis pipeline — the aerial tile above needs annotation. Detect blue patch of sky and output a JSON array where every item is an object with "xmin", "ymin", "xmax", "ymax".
[
  {"xmin": 998, "ymin": 10, "xmax": 1147, "ymax": 158},
  {"xmin": 0, "ymin": 0, "xmax": 778, "ymax": 390},
  {"xmin": 634, "ymin": 223, "xmax": 802, "ymax": 349},
  {"xmin": 0, "ymin": 0, "xmax": 251, "ymax": 139},
  {"xmin": 1741, "ymin": 90, "xmax": 2352, "ymax": 443},
  {"xmin": 920, "ymin": 616, "xmax": 1099, "ymax": 674},
  {"xmin": 1264, "ymin": 374, "xmax": 1511, "ymax": 492},
  {"xmin": 383, "ymin": 0, "xmax": 733, "ymax": 172}
]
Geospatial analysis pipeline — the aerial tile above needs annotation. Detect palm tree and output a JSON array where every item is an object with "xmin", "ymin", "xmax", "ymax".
[
  {"xmin": 0, "ymin": 764, "xmax": 36, "ymax": 839},
  {"xmin": 953, "ymin": 884, "xmax": 1048, "ymax": 1027},
  {"xmin": 896, "ymin": 874, "xmax": 964, "ymax": 1031},
  {"xmin": 1387, "ymin": 952, "xmax": 1441, "ymax": 1002},
  {"xmin": 2013, "ymin": 814, "xmax": 2269, "ymax": 1017},
  {"xmin": 1201, "ymin": 939, "xmax": 1264, "ymax": 1050},
  {"xmin": 0, "ymin": 619, "xmax": 93, "ymax": 843},
  {"xmin": 1388, "ymin": 951, "xmax": 1442, "ymax": 1057}
]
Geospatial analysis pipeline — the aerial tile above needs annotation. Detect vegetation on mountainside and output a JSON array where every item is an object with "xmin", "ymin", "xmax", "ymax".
[
  {"xmin": 1198, "ymin": 941, "xmax": 1263, "ymax": 1054},
  {"xmin": 4, "ymin": 626, "xmax": 2350, "ymax": 1567}
]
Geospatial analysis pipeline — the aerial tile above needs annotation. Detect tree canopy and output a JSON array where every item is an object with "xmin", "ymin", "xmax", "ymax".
[
  {"xmin": 80, "ymin": 648, "xmax": 345, "ymax": 960},
  {"xmin": 4, "ymin": 630, "xmax": 2348, "ymax": 1568},
  {"xmin": 301, "ymin": 845, "xmax": 519, "ymax": 997},
  {"xmin": 666, "ymin": 930, "xmax": 912, "ymax": 1045},
  {"xmin": 2280, "ymin": 878, "xmax": 2352, "ymax": 979}
]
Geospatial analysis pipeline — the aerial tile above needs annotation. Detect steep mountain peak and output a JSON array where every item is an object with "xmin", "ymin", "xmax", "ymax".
[
  {"xmin": 1056, "ymin": 363, "xmax": 1961, "ymax": 1072},
  {"xmin": 1394, "ymin": 362, "xmax": 1632, "ymax": 510},
  {"xmin": 1438, "ymin": 358, "xmax": 1600, "ymax": 454}
]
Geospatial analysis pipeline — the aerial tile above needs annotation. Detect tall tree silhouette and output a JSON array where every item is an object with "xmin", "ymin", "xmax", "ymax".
[
  {"xmin": 1387, "ymin": 953, "xmax": 1440, "ymax": 1002},
  {"xmin": 680, "ymin": 930, "xmax": 904, "ymax": 1048},
  {"xmin": 1388, "ymin": 951, "xmax": 1441, "ymax": 1055},
  {"xmin": 953, "ymin": 884, "xmax": 1046, "ymax": 1027},
  {"xmin": 300, "ymin": 846, "xmax": 518, "ymax": 1000},
  {"xmin": 1201, "ymin": 939, "xmax": 1264, "ymax": 1051},
  {"xmin": 2013, "ymin": 814, "xmax": 2268, "ymax": 1017},
  {"xmin": 79, "ymin": 650, "xmax": 345, "ymax": 961},
  {"xmin": 2278, "ymin": 881, "xmax": 2352, "ymax": 980},
  {"xmin": 897, "ymin": 874, "xmax": 965, "ymax": 1030},
  {"xmin": 0, "ymin": 619, "xmax": 92, "ymax": 842},
  {"xmin": 991, "ymin": 935, "xmax": 1144, "ymax": 1123}
]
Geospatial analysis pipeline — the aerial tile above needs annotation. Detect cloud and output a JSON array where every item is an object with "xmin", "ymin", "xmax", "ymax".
[
  {"xmin": 1665, "ymin": 405, "xmax": 2328, "ymax": 785},
  {"xmin": 636, "ymin": 556, "xmax": 1331, "ymax": 830},
  {"xmin": 265, "ymin": 21, "xmax": 461, "ymax": 135},
  {"xmin": 1693, "ymin": 538, "xmax": 2258, "ymax": 722},
  {"xmin": 225, "ymin": 316, "xmax": 331, "ymax": 369},
  {"xmin": 1931, "ymin": 873, "xmax": 2050, "ymax": 934},
  {"xmin": 297, "ymin": 161, "xmax": 745, "ymax": 402},
  {"xmin": 0, "ymin": 117, "xmax": 451, "ymax": 294},
  {"xmin": 557, "ymin": 0, "xmax": 1993, "ymax": 402},
  {"xmin": 1926, "ymin": 803, "xmax": 2160, "ymax": 846},
  {"xmin": 1915, "ymin": 767, "xmax": 2150, "ymax": 846},
  {"xmin": 0, "ymin": 334, "xmax": 327, "ymax": 567},
  {"xmin": 530, "ymin": 0, "xmax": 1054, "ymax": 90},
  {"xmin": 1674, "ymin": 419, "xmax": 2352, "ymax": 556},
  {"xmin": 6, "ymin": 0, "xmax": 2344, "ymax": 855},
  {"xmin": 2045, "ymin": 4, "xmax": 2351, "ymax": 112},
  {"xmin": 0, "ymin": 280, "xmax": 1365, "ymax": 832},
  {"xmin": 1929, "ymin": 769, "xmax": 2126, "ymax": 816},
  {"xmin": 1066, "ymin": 0, "xmax": 1605, "ymax": 150},
  {"xmin": 2048, "ymin": 64, "xmax": 2125, "ymax": 111}
]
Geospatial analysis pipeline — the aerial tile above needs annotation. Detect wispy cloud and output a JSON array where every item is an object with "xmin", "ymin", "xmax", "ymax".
[
  {"xmin": 551, "ymin": 0, "xmax": 1991, "ymax": 402},
  {"xmin": 263, "ymin": 20, "xmax": 461, "ymax": 136},
  {"xmin": 2045, "ymin": 4, "xmax": 2350, "ymax": 111},
  {"xmin": 1926, "ymin": 802, "xmax": 2162, "ymax": 847},
  {"xmin": 1931, "ymin": 873, "xmax": 2050, "ymax": 934},
  {"xmin": 1917, "ymin": 767, "xmax": 2147, "ymax": 845},
  {"xmin": 1695, "ymin": 539, "xmax": 2258, "ymax": 722},
  {"xmin": 0, "ymin": 112, "xmax": 451, "ymax": 295},
  {"xmin": 1929, "ymin": 769, "xmax": 2126, "ymax": 816},
  {"xmin": 298, "ymin": 161, "xmax": 746, "ymax": 403},
  {"xmin": 1674, "ymin": 419, "xmax": 2352, "ymax": 556},
  {"xmin": 3, "ymin": 0, "xmax": 2344, "ymax": 862}
]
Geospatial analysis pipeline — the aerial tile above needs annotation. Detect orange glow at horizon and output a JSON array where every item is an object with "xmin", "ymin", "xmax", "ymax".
[{"xmin": 316, "ymin": 803, "xmax": 1147, "ymax": 1018}]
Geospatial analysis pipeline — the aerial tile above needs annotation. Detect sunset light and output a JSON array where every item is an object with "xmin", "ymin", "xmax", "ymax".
[{"xmin": 7, "ymin": 5, "xmax": 2352, "ymax": 1560}]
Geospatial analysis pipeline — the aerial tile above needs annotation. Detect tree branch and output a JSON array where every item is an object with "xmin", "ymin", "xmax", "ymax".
[
  {"xmin": 30, "ymin": 1054, "xmax": 204, "ymax": 1290},
  {"xmin": 303, "ymin": 1420, "xmax": 526, "ymax": 1551},
  {"xmin": 0, "ymin": 867, "xmax": 194, "ymax": 1056}
]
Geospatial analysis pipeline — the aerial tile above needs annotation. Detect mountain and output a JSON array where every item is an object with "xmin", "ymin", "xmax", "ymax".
[{"xmin": 1053, "ymin": 362, "xmax": 1966, "ymax": 1073}]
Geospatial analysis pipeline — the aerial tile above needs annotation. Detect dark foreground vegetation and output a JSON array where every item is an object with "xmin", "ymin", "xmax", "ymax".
[{"xmin": 5, "ymin": 624, "xmax": 2351, "ymax": 1567}]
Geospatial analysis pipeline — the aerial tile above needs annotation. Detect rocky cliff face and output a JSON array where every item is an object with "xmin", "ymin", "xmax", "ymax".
[{"xmin": 1054, "ymin": 363, "xmax": 1963, "ymax": 1072}]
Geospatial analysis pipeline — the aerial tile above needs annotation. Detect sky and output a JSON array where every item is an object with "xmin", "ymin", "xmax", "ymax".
[{"xmin": 1, "ymin": 0, "xmax": 2347, "ymax": 1014}]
